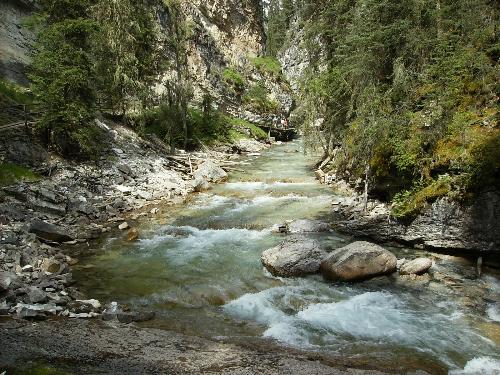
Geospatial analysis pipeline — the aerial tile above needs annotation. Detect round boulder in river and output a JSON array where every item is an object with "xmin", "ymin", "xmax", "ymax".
[
  {"xmin": 399, "ymin": 257, "xmax": 433, "ymax": 275},
  {"xmin": 261, "ymin": 236, "xmax": 327, "ymax": 277},
  {"xmin": 320, "ymin": 241, "xmax": 397, "ymax": 281}
]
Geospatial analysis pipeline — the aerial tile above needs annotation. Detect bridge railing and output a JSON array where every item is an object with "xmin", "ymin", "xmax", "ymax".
[{"xmin": 0, "ymin": 104, "xmax": 40, "ymax": 132}]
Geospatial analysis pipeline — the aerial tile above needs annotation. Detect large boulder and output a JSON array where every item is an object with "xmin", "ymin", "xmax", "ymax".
[
  {"xmin": 288, "ymin": 219, "xmax": 331, "ymax": 233},
  {"xmin": 320, "ymin": 241, "xmax": 397, "ymax": 281},
  {"xmin": 193, "ymin": 161, "xmax": 228, "ymax": 183},
  {"xmin": 399, "ymin": 258, "xmax": 433, "ymax": 275},
  {"xmin": 261, "ymin": 236, "xmax": 327, "ymax": 277},
  {"xmin": 29, "ymin": 220, "xmax": 74, "ymax": 243}
]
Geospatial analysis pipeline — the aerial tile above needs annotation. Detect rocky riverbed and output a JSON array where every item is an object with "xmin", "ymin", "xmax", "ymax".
[{"xmin": 0, "ymin": 120, "xmax": 269, "ymax": 320}]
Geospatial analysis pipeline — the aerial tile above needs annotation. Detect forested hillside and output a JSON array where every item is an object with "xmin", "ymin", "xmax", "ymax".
[
  {"xmin": 268, "ymin": 0, "xmax": 499, "ymax": 218},
  {"xmin": 1, "ymin": 0, "xmax": 291, "ymax": 161}
]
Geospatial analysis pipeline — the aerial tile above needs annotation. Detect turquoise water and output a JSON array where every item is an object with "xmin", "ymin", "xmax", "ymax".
[{"xmin": 74, "ymin": 140, "xmax": 500, "ymax": 374}]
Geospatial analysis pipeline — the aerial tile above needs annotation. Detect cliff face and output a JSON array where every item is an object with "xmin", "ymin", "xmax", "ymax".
[
  {"xmin": 0, "ymin": 0, "xmax": 264, "ymax": 95},
  {"xmin": 0, "ymin": 0, "xmax": 36, "ymax": 85},
  {"xmin": 163, "ymin": 0, "xmax": 265, "ymax": 103}
]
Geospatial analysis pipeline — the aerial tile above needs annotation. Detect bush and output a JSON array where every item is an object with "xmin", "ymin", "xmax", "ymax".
[
  {"xmin": 250, "ymin": 56, "xmax": 283, "ymax": 78},
  {"xmin": 243, "ymin": 83, "xmax": 279, "ymax": 114},
  {"xmin": 0, "ymin": 79, "xmax": 33, "ymax": 105},
  {"xmin": 222, "ymin": 68, "xmax": 246, "ymax": 93},
  {"xmin": 228, "ymin": 117, "xmax": 267, "ymax": 140}
]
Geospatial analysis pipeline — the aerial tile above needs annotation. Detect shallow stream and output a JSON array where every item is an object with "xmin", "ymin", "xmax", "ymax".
[{"xmin": 74, "ymin": 140, "xmax": 500, "ymax": 374}]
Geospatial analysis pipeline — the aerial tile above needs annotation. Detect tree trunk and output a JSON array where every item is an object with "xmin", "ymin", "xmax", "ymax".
[{"xmin": 363, "ymin": 163, "xmax": 370, "ymax": 212}]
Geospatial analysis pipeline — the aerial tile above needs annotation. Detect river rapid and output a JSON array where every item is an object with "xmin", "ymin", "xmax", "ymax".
[{"xmin": 74, "ymin": 140, "xmax": 500, "ymax": 375}]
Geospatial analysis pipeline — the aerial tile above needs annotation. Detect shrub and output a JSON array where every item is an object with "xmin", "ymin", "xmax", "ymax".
[
  {"xmin": 222, "ymin": 68, "xmax": 246, "ymax": 93},
  {"xmin": 243, "ymin": 83, "xmax": 279, "ymax": 114},
  {"xmin": 250, "ymin": 56, "xmax": 283, "ymax": 78}
]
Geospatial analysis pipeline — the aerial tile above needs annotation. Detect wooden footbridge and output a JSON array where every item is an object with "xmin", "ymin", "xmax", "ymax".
[
  {"xmin": 0, "ymin": 104, "xmax": 39, "ymax": 133},
  {"xmin": 260, "ymin": 124, "xmax": 297, "ymax": 142}
]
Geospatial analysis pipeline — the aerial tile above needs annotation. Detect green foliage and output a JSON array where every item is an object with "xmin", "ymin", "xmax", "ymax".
[
  {"xmin": 228, "ymin": 117, "xmax": 268, "ymax": 140},
  {"xmin": 392, "ymin": 176, "xmax": 453, "ymax": 219},
  {"xmin": 0, "ymin": 163, "xmax": 40, "ymax": 187},
  {"xmin": 0, "ymin": 79, "xmax": 33, "ymax": 104},
  {"xmin": 266, "ymin": 0, "xmax": 295, "ymax": 57},
  {"xmin": 243, "ymin": 83, "xmax": 279, "ymax": 114},
  {"xmin": 92, "ymin": 0, "xmax": 161, "ymax": 113},
  {"xmin": 291, "ymin": 0, "xmax": 499, "ymax": 216},
  {"xmin": 222, "ymin": 68, "xmax": 246, "ymax": 93},
  {"xmin": 250, "ymin": 56, "xmax": 283, "ymax": 78},
  {"xmin": 29, "ymin": 0, "xmax": 99, "ymax": 159}
]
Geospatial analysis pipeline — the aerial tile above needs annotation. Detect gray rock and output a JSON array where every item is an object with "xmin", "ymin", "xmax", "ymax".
[
  {"xmin": 28, "ymin": 287, "xmax": 48, "ymax": 304},
  {"xmin": 399, "ymin": 258, "xmax": 433, "ymax": 275},
  {"xmin": 0, "ymin": 300, "xmax": 11, "ymax": 315},
  {"xmin": 261, "ymin": 236, "xmax": 327, "ymax": 277},
  {"xmin": 0, "ymin": 272, "xmax": 15, "ymax": 292},
  {"xmin": 193, "ymin": 161, "xmax": 228, "ymax": 183},
  {"xmin": 101, "ymin": 302, "xmax": 155, "ymax": 323},
  {"xmin": 15, "ymin": 303, "xmax": 62, "ymax": 320},
  {"xmin": 40, "ymin": 258, "xmax": 61, "ymax": 273},
  {"xmin": 320, "ymin": 241, "xmax": 397, "ymax": 281},
  {"xmin": 334, "ymin": 191, "xmax": 500, "ymax": 253},
  {"xmin": 29, "ymin": 220, "xmax": 74, "ymax": 243},
  {"xmin": 288, "ymin": 219, "xmax": 331, "ymax": 233}
]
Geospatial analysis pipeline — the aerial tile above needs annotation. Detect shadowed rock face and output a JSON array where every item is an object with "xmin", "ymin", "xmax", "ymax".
[
  {"xmin": 0, "ymin": 0, "xmax": 36, "ymax": 84},
  {"xmin": 320, "ymin": 241, "xmax": 397, "ymax": 281},
  {"xmin": 332, "ymin": 191, "xmax": 500, "ymax": 254}
]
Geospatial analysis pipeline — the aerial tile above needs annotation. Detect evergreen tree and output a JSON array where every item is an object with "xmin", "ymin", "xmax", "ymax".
[{"xmin": 30, "ymin": 0, "xmax": 99, "ymax": 157}]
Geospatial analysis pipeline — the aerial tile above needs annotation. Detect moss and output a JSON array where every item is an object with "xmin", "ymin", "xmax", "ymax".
[
  {"xmin": 0, "ymin": 163, "xmax": 40, "ymax": 187},
  {"xmin": 250, "ymin": 56, "xmax": 283, "ymax": 78},
  {"xmin": 222, "ymin": 68, "xmax": 246, "ymax": 93},
  {"xmin": 391, "ymin": 177, "xmax": 452, "ymax": 219}
]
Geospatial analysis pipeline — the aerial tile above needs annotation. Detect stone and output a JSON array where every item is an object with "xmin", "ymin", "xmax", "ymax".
[
  {"xmin": 399, "ymin": 257, "xmax": 433, "ymax": 275},
  {"xmin": 320, "ymin": 241, "xmax": 397, "ymax": 281},
  {"xmin": 101, "ymin": 301, "xmax": 155, "ymax": 323},
  {"xmin": 28, "ymin": 287, "xmax": 48, "ymax": 304},
  {"xmin": 0, "ymin": 272, "xmax": 15, "ymax": 292},
  {"xmin": 261, "ymin": 236, "xmax": 327, "ymax": 277},
  {"xmin": 118, "ymin": 222, "xmax": 129, "ymax": 230},
  {"xmin": 150, "ymin": 208, "xmax": 160, "ymax": 215},
  {"xmin": 0, "ymin": 300, "xmax": 11, "ymax": 315},
  {"xmin": 192, "ymin": 177, "xmax": 211, "ymax": 192},
  {"xmin": 288, "ymin": 219, "xmax": 331, "ymax": 233},
  {"xmin": 396, "ymin": 258, "xmax": 407, "ymax": 270},
  {"xmin": 29, "ymin": 220, "xmax": 74, "ymax": 243},
  {"xmin": 115, "ymin": 185, "xmax": 132, "ymax": 195},
  {"xmin": 21, "ymin": 265, "xmax": 33, "ymax": 272},
  {"xmin": 193, "ymin": 161, "xmax": 228, "ymax": 183},
  {"xmin": 40, "ymin": 258, "xmax": 61, "ymax": 274},
  {"xmin": 69, "ymin": 312, "xmax": 100, "ymax": 319},
  {"xmin": 127, "ymin": 228, "xmax": 139, "ymax": 241},
  {"xmin": 15, "ymin": 303, "xmax": 62, "ymax": 320}
]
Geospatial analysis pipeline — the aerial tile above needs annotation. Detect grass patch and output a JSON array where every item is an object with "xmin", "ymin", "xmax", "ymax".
[
  {"xmin": 222, "ymin": 68, "xmax": 246, "ymax": 93},
  {"xmin": 228, "ymin": 117, "xmax": 267, "ymax": 140},
  {"xmin": 250, "ymin": 56, "xmax": 283, "ymax": 78},
  {"xmin": 0, "ymin": 78, "xmax": 33, "ymax": 104},
  {"xmin": 0, "ymin": 163, "xmax": 40, "ymax": 186}
]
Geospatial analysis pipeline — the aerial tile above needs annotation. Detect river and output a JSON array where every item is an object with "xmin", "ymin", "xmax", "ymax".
[{"xmin": 74, "ymin": 140, "xmax": 500, "ymax": 374}]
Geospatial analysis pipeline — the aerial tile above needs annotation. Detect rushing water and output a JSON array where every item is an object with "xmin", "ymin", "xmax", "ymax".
[{"xmin": 74, "ymin": 140, "xmax": 500, "ymax": 374}]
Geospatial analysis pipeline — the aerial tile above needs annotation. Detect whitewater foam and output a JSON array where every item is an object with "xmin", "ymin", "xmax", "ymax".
[{"xmin": 449, "ymin": 357, "xmax": 500, "ymax": 375}]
